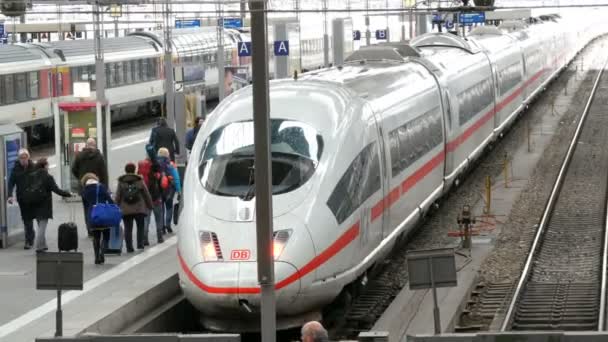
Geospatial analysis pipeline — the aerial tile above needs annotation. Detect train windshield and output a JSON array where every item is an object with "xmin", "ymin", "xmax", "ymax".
[{"xmin": 198, "ymin": 119, "xmax": 323, "ymax": 199}]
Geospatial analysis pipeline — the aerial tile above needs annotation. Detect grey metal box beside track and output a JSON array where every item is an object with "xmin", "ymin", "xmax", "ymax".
[{"xmin": 407, "ymin": 248, "xmax": 457, "ymax": 290}]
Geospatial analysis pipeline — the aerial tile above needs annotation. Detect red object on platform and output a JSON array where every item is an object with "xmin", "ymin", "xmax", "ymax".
[{"xmin": 58, "ymin": 102, "xmax": 97, "ymax": 112}]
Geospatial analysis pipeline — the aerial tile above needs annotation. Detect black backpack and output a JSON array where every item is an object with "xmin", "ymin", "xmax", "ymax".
[
  {"xmin": 123, "ymin": 182, "xmax": 141, "ymax": 204},
  {"xmin": 21, "ymin": 171, "xmax": 45, "ymax": 204},
  {"xmin": 148, "ymin": 166, "xmax": 162, "ymax": 201}
]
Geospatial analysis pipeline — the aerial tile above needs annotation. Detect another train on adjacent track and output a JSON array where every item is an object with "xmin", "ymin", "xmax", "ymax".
[
  {"xmin": 178, "ymin": 13, "xmax": 607, "ymax": 331},
  {"xmin": 0, "ymin": 22, "xmax": 352, "ymax": 143}
]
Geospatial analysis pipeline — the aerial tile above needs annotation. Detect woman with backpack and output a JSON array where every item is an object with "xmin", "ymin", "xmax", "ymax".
[
  {"xmin": 139, "ymin": 156, "xmax": 165, "ymax": 244},
  {"xmin": 115, "ymin": 163, "xmax": 153, "ymax": 252},
  {"xmin": 156, "ymin": 148, "xmax": 182, "ymax": 234},
  {"xmin": 28, "ymin": 158, "xmax": 73, "ymax": 253},
  {"xmin": 81, "ymin": 173, "xmax": 114, "ymax": 264}
]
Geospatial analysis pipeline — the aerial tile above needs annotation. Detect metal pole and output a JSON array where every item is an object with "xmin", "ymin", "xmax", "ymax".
[
  {"xmin": 409, "ymin": 7, "xmax": 413, "ymax": 39},
  {"xmin": 57, "ymin": 4, "xmax": 64, "ymax": 41},
  {"xmin": 55, "ymin": 289, "xmax": 62, "ymax": 337},
  {"xmin": 429, "ymin": 258, "xmax": 441, "ymax": 335},
  {"xmin": 19, "ymin": 14, "xmax": 26, "ymax": 43},
  {"xmin": 114, "ymin": 18, "xmax": 119, "ymax": 37},
  {"xmin": 323, "ymin": 0, "xmax": 329, "ymax": 67},
  {"xmin": 365, "ymin": 0, "xmax": 371, "ymax": 46},
  {"xmin": 249, "ymin": 1, "xmax": 276, "ymax": 341},
  {"xmin": 385, "ymin": 0, "xmax": 390, "ymax": 42},
  {"xmin": 217, "ymin": 4, "xmax": 226, "ymax": 101},
  {"xmin": 164, "ymin": 0, "xmax": 175, "ymax": 129},
  {"xmin": 401, "ymin": 1, "xmax": 405, "ymax": 41},
  {"xmin": 94, "ymin": 1, "xmax": 105, "ymax": 103}
]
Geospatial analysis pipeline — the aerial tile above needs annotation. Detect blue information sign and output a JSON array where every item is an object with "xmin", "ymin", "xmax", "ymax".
[
  {"xmin": 445, "ymin": 20, "xmax": 454, "ymax": 29},
  {"xmin": 223, "ymin": 18, "xmax": 243, "ymax": 29},
  {"xmin": 353, "ymin": 30, "xmax": 361, "ymax": 41},
  {"xmin": 274, "ymin": 41, "xmax": 289, "ymax": 56},
  {"xmin": 4, "ymin": 134, "xmax": 21, "ymax": 197},
  {"xmin": 0, "ymin": 23, "xmax": 4, "ymax": 38},
  {"xmin": 375, "ymin": 29, "xmax": 387, "ymax": 40},
  {"xmin": 175, "ymin": 19, "xmax": 201, "ymax": 29},
  {"xmin": 238, "ymin": 42, "xmax": 252, "ymax": 57},
  {"xmin": 459, "ymin": 12, "xmax": 485, "ymax": 25}
]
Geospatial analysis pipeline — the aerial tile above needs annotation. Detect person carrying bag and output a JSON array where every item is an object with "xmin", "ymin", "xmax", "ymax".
[{"xmin": 81, "ymin": 173, "xmax": 121, "ymax": 264}]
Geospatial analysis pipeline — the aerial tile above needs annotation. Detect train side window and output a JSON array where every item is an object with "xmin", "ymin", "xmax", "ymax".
[
  {"xmin": 389, "ymin": 131, "xmax": 401, "ymax": 176},
  {"xmin": 15, "ymin": 73, "xmax": 26, "ymax": 102},
  {"xmin": 29, "ymin": 72, "xmax": 39, "ymax": 100},
  {"xmin": 3, "ymin": 74, "xmax": 15, "ymax": 104},
  {"xmin": 327, "ymin": 142, "xmax": 380, "ymax": 224},
  {"xmin": 150, "ymin": 58, "xmax": 158, "ymax": 79},
  {"xmin": 114, "ymin": 62, "xmax": 123, "ymax": 86},
  {"xmin": 124, "ymin": 61, "xmax": 132, "ymax": 84},
  {"xmin": 0, "ymin": 76, "xmax": 4, "ymax": 105},
  {"xmin": 105, "ymin": 64, "xmax": 112, "ymax": 88}
]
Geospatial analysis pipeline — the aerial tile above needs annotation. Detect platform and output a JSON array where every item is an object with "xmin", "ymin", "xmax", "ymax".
[{"xmin": 0, "ymin": 127, "xmax": 181, "ymax": 342}]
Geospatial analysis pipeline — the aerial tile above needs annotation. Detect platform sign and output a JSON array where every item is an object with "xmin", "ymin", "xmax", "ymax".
[
  {"xmin": 375, "ymin": 29, "xmax": 387, "ymax": 40},
  {"xmin": 238, "ymin": 42, "xmax": 252, "ymax": 57},
  {"xmin": 274, "ymin": 40, "xmax": 289, "ymax": 56},
  {"xmin": 445, "ymin": 20, "xmax": 454, "ymax": 29},
  {"xmin": 353, "ymin": 30, "xmax": 361, "ymax": 41},
  {"xmin": 407, "ymin": 248, "xmax": 457, "ymax": 289},
  {"xmin": 223, "ymin": 18, "xmax": 243, "ymax": 29},
  {"xmin": 459, "ymin": 12, "xmax": 485, "ymax": 25},
  {"xmin": 175, "ymin": 19, "xmax": 201, "ymax": 29},
  {"xmin": 0, "ymin": 23, "xmax": 4, "ymax": 38},
  {"xmin": 36, "ymin": 252, "xmax": 84, "ymax": 291},
  {"xmin": 4, "ymin": 133, "xmax": 21, "ymax": 199}
]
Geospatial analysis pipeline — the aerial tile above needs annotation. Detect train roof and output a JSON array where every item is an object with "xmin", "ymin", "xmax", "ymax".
[
  {"xmin": 0, "ymin": 44, "xmax": 51, "ymax": 73},
  {"xmin": 32, "ymin": 36, "xmax": 160, "ymax": 64}
]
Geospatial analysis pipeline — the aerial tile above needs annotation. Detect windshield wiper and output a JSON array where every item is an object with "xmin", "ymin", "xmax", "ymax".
[{"xmin": 240, "ymin": 163, "xmax": 256, "ymax": 201}]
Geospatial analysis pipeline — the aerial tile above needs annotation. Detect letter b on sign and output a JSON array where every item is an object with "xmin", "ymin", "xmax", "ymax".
[
  {"xmin": 376, "ymin": 30, "xmax": 387, "ymax": 40},
  {"xmin": 274, "ymin": 40, "xmax": 289, "ymax": 56}
]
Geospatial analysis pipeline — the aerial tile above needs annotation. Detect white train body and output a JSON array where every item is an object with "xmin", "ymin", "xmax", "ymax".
[{"xmin": 178, "ymin": 14, "xmax": 606, "ymax": 331}]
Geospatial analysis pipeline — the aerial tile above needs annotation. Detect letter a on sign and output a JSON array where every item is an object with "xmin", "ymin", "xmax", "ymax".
[
  {"xmin": 274, "ymin": 40, "xmax": 289, "ymax": 56},
  {"xmin": 238, "ymin": 42, "xmax": 252, "ymax": 57}
]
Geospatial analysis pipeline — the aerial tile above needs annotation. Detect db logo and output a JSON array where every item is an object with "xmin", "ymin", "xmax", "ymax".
[{"xmin": 231, "ymin": 249, "xmax": 251, "ymax": 260}]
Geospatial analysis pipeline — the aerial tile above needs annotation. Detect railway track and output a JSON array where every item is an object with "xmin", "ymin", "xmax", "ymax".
[{"xmin": 501, "ymin": 57, "xmax": 608, "ymax": 331}]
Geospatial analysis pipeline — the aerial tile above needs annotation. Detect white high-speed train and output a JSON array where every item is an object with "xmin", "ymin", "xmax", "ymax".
[{"xmin": 178, "ymin": 13, "xmax": 607, "ymax": 331}]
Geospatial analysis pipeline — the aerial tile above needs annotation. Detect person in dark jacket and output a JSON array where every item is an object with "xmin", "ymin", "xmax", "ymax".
[
  {"xmin": 185, "ymin": 117, "xmax": 203, "ymax": 152},
  {"xmin": 115, "ymin": 163, "xmax": 153, "ymax": 252},
  {"xmin": 7, "ymin": 148, "xmax": 36, "ymax": 249},
  {"xmin": 30, "ymin": 158, "xmax": 72, "ymax": 253},
  {"xmin": 149, "ymin": 118, "xmax": 180, "ymax": 161},
  {"xmin": 138, "ymin": 157, "xmax": 164, "ymax": 245},
  {"xmin": 81, "ymin": 173, "xmax": 113, "ymax": 264},
  {"xmin": 71, "ymin": 138, "xmax": 108, "ymax": 236}
]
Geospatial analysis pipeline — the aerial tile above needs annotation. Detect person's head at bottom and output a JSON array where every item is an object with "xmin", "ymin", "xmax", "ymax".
[{"xmin": 301, "ymin": 321, "xmax": 329, "ymax": 342}]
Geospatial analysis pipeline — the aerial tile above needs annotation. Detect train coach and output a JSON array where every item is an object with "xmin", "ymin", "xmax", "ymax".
[{"xmin": 177, "ymin": 13, "xmax": 607, "ymax": 331}]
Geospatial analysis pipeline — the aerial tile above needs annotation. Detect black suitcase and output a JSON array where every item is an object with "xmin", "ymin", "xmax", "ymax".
[{"xmin": 58, "ymin": 222, "xmax": 78, "ymax": 251}]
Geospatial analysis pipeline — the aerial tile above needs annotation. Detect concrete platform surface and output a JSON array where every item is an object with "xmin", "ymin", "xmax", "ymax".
[{"xmin": 0, "ymin": 127, "xmax": 182, "ymax": 342}]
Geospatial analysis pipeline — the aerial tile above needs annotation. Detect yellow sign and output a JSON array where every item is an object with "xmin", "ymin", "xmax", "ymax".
[{"xmin": 109, "ymin": 4, "xmax": 122, "ymax": 18}]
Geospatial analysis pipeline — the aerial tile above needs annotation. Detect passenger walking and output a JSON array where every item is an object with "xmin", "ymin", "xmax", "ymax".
[
  {"xmin": 30, "ymin": 158, "xmax": 72, "ymax": 253},
  {"xmin": 80, "ymin": 173, "xmax": 113, "ymax": 264},
  {"xmin": 301, "ymin": 321, "xmax": 329, "ymax": 342},
  {"xmin": 71, "ymin": 138, "xmax": 108, "ymax": 236},
  {"xmin": 149, "ymin": 118, "xmax": 180, "ymax": 162},
  {"xmin": 156, "ymin": 148, "xmax": 182, "ymax": 234},
  {"xmin": 7, "ymin": 148, "xmax": 37, "ymax": 249},
  {"xmin": 185, "ymin": 117, "xmax": 203, "ymax": 153},
  {"xmin": 138, "ymin": 156, "xmax": 164, "ymax": 244},
  {"xmin": 115, "ymin": 163, "xmax": 153, "ymax": 252}
]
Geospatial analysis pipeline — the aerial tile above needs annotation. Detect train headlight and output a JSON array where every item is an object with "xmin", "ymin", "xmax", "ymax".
[
  {"xmin": 273, "ymin": 230, "xmax": 292, "ymax": 260},
  {"xmin": 199, "ymin": 231, "xmax": 223, "ymax": 262}
]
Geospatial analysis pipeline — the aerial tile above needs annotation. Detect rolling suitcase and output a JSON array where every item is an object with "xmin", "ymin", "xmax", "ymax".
[
  {"xmin": 58, "ymin": 206, "xmax": 78, "ymax": 252},
  {"xmin": 104, "ymin": 224, "xmax": 123, "ymax": 255},
  {"xmin": 58, "ymin": 222, "xmax": 78, "ymax": 251}
]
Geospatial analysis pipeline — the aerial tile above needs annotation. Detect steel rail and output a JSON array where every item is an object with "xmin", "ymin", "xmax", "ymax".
[{"xmin": 500, "ymin": 55, "xmax": 608, "ymax": 332}]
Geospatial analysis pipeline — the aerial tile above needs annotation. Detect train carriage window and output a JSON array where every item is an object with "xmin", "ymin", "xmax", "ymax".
[
  {"xmin": 3, "ymin": 74, "xmax": 15, "ymax": 104},
  {"xmin": 105, "ymin": 64, "xmax": 113, "ymax": 88},
  {"xmin": 458, "ymin": 79, "xmax": 493, "ymax": 125},
  {"xmin": 327, "ymin": 142, "xmax": 381, "ymax": 224},
  {"xmin": 389, "ymin": 107, "xmax": 443, "ymax": 178},
  {"xmin": 199, "ymin": 119, "xmax": 323, "ymax": 200},
  {"xmin": 124, "ymin": 61, "xmax": 132, "ymax": 84},
  {"xmin": 15, "ymin": 73, "xmax": 27, "ymax": 102},
  {"xmin": 115, "ymin": 62, "xmax": 124, "ymax": 86},
  {"xmin": 29, "ymin": 72, "xmax": 39, "ymax": 100}
]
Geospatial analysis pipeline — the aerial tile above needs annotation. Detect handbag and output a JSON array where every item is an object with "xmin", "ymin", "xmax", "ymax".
[{"xmin": 90, "ymin": 184, "xmax": 122, "ymax": 227}]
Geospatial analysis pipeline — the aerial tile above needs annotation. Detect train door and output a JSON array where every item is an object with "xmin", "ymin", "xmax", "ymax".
[{"xmin": 373, "ymin": 111, "xmax": 391, "ymax": 239}]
